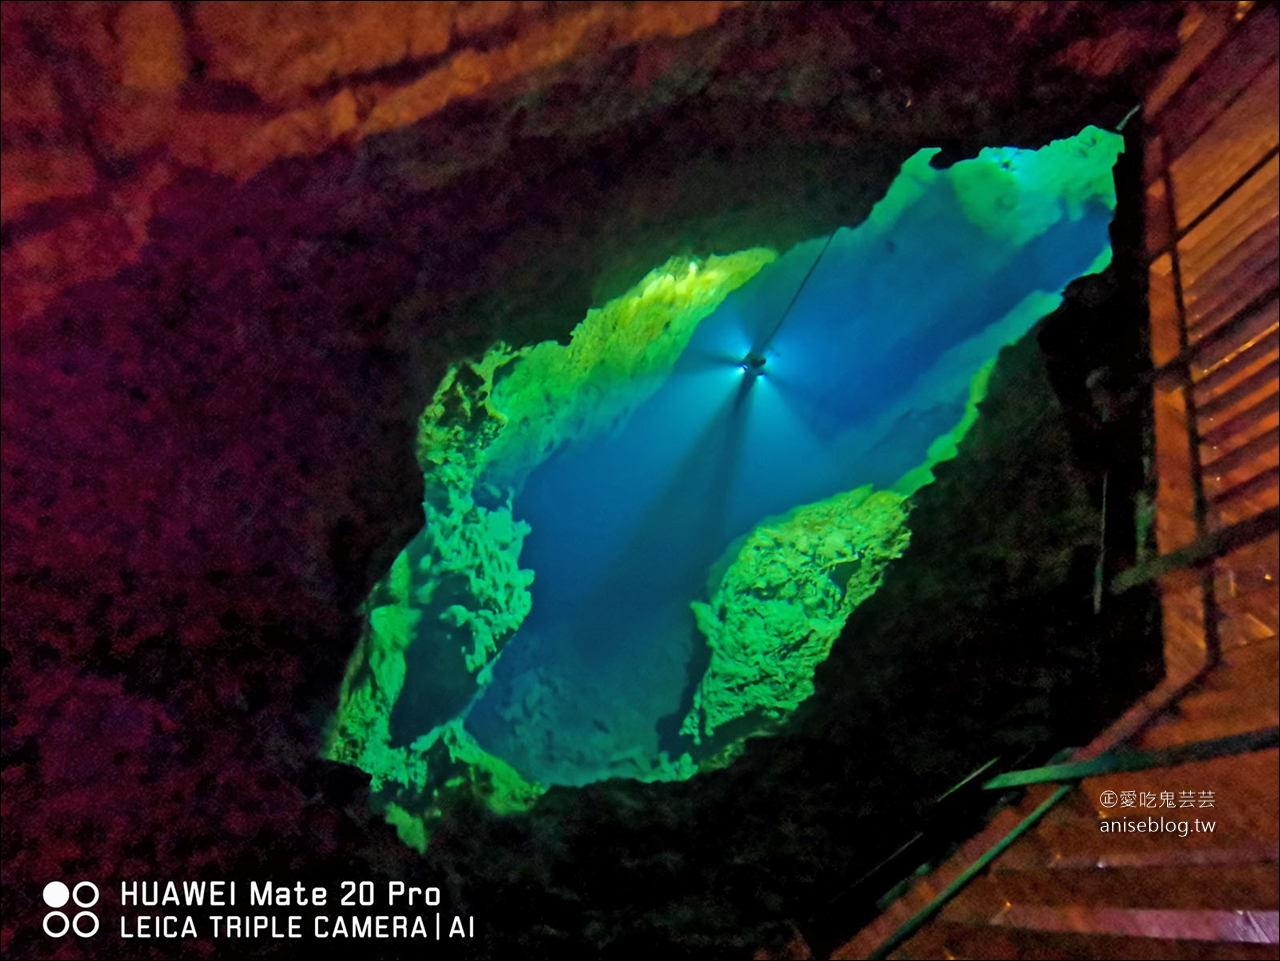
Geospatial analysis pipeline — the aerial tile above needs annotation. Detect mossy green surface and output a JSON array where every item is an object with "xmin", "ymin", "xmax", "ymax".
[
  {"xmin": 417, "ymin": 250, "xmax": 779, "ymax": 496},
  {"xmin": 681, "ymin": 486, "xmax": 911, "ymax": 745},
  {"xmin": 325, "ymin": 250, "xmax": 777, "ymax": 846},
  {"xmin": 950, "ymin": 125, "xmax": 1123, "ymax": 247}
]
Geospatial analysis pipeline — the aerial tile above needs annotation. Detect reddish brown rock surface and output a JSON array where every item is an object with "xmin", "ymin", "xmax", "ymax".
[{"xmin": 3, "ymin": 2, "xmax": 1182, "ymax": 330}]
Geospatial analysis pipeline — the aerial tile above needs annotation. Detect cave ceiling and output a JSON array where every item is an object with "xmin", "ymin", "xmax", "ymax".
[{"xmin": 3, "ymin": 1, "xmax": 1184, "ymax": 340}]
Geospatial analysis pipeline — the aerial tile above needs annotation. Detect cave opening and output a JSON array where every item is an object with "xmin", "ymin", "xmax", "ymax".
[{"xmin": 329, "ymin": 124, "xmax": 1134, "ymax": 820}]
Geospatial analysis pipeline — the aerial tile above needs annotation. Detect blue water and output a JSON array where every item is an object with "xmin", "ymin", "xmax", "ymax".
[{"xmin": 460, "ymin": 163, "xmax": 1115, "ymax": 786}]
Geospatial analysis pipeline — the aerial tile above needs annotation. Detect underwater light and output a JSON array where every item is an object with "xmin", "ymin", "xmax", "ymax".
[{"xmin": 740, "ymin": 352, "xmax": 768, "ymax": 374}]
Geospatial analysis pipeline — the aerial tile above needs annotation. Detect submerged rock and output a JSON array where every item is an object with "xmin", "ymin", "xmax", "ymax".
[{"xmin": 684, "ymin": 486, "xmax": 911, "ymax": 746}]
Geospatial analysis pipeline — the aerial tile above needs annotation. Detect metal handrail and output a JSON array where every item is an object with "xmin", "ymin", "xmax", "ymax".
[
  {"xmin": 983, "ymin": 726, "xmax": 1280, "ymax": 789},
  {"xmin": 864, "ymin": 787, "xmax": 1073, "ymax": 960},
  {"xmin": 864, "ymin": 725, "xmax": 1279, "ymax": 959},
  {"xmin": 1110, "ymin": 504, "xmax": 1280, "ymax": 592},
  {"xmin": 799, "ymin": 748, "xmax": 1054, "ymax": 957}
]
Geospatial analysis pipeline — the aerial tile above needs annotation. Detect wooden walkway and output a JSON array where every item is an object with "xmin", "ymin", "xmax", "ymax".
[{"xmin": 836, "ymin": 5, "xmax": 1279, "ymax": 958}]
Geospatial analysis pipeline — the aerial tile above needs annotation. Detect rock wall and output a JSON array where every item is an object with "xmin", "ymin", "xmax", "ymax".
[
  {"xmin": 3, "ymin": 2, "xmax": 1182, "ymax": 334},
  {"xmin": 1, "ymin": 3, "xmax": 1182, "ymax": 957},
  {"xmin": 324, "ymin": 249, "xmax": 774, "ymax": 846}
]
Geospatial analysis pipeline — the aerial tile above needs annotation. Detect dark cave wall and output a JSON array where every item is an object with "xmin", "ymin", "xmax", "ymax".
[{"xmin": 1, "ymin": 3, "xmax": 1185, "ymax": 959}]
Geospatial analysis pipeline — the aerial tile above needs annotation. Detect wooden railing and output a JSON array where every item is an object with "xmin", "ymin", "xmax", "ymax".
[
  {"xmin": 1134, "ymin": 2, "xmax": 1279, "ymax": 665},
  {"xmin": 841, "ymin": 6, "xmax": 1280, "ymax": 958}
]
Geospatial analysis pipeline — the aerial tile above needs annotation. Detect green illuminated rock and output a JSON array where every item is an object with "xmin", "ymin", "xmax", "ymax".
[
  {"xmin": 682, "ymin": 486, "xmax": 911, "ymax": 746},
  {"xmin": 324, "ymin": 250, "xmax": 778, "ymax": 845},
  {"xmin": 417, "ymin": 250, "xmax": 779, "ymax": 496},
  {"xmin": 950, "ymin": 125, "xmax": 1123, "ymax": 247}
]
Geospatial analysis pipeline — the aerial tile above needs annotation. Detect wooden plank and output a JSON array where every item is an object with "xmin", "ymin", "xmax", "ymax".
[
  {"xmin": 1198, "ymin": 359, "xmax": 1279, "ymax": 419},
  {"xmin": 1170, "ymin": 57, "xmax": 1280, "ymax": 226}
]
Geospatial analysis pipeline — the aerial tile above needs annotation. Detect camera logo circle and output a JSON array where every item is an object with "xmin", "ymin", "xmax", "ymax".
[{"xmin": 42, "ymin": 880, "xmax": 99, "ymax": 937}]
